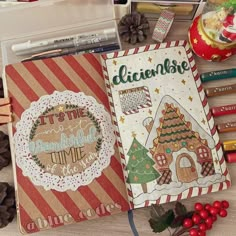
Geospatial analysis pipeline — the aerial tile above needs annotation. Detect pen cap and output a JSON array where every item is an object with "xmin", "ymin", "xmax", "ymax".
[{"xmin": 11, "ymin": 41, "xmax": 36, "ymax": 52}]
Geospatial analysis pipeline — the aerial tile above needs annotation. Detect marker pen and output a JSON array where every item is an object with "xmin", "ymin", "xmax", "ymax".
[
  {"xmin": 21, "ymin": 43, "xmax": 120, "ymax": 62},
  {"xmin": 12, "ymin": 28, "xmax": 116, "ymax": 55}
]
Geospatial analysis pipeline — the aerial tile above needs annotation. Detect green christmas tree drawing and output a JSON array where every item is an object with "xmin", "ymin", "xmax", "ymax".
[{"xmin": 126, "ymin": 136, "xmax": 160, "ymax": 193}]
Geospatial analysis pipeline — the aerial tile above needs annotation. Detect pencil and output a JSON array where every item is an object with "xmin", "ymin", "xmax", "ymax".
[
  {"xmin": 223, "ymin": 140, "xmax": 236, "ymax": 152},
  {"xmin": 225, "ymin": 152, "xmax": 236, "ymax": 163},
  {"xmin": 217, "ymin": 121, "xmax": 236, "ymax": 133},
  {"xmin": 211, "ymin": 104, "xmax": 236, "ymax": 117},
  {"xmin": 200, "ymin": 68, "xmax": 236, "ymax": 82},
  {"xmin": 205, "ymin": 84, "xmax": 236, "ymax": 97}
]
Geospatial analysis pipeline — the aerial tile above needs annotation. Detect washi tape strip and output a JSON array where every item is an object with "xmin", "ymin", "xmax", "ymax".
[{"xmin": 152, "ymin": 10, "xmax": 175, "ymax": 42}]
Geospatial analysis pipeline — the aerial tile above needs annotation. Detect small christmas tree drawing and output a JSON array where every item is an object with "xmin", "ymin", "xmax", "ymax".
[{"xmin": 126, "ymin": 135, "xmax": 160, "ymax": 193}]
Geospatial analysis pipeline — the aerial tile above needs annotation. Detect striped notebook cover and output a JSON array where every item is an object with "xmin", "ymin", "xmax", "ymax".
[{"xmin": 4, "ymin": 54, "xmax": 130, "ymax": 234}]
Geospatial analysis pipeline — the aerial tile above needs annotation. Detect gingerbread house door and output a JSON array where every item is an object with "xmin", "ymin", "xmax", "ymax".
[{"xmin": 176, "ymin": 153, "xmax": 198, "ymax": 183}]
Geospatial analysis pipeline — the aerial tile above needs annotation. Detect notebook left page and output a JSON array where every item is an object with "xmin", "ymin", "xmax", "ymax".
[{"xmin": 4, "ymin": 54, "xmax": 130, "ymax": 234}]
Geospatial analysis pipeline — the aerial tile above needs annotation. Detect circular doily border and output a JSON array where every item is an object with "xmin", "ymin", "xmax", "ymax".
[{"xmin": 14, "ymin": 91, "xmax": 115, "ymax": 192}]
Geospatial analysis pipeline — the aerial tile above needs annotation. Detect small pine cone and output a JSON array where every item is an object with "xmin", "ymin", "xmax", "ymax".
[
  {"xmin": 0, "ymin": 78, "xmax": 4, "ymax": 98},
  {"xmin": 0, "ymin": 183, "xmax": 16, "ymax": 228},
  {"xmin": 0, "ymin": 131, "xmax": 11, "ymax": 170},
  {"xmin": 118, "ymin": 12, "xmax": 150, "ymax": 45}
]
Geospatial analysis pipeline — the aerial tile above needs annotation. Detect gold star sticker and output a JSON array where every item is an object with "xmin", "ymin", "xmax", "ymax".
[
  {"xmin": 214, "ymin": 159, "xmax": 219, "ymax": 165},
  {"xmin": 193, "ymin": 38, "xmax": 198, "ymax": 44},
  {"xmin": 119, "ymin": 116, "xmax": 125, "ymax": 124},
  {"xmin": 155, "ymin": 88, "xmax": 160, "ymax": 94},
  {"xmin": 132, "ymin": 131, "xmax": 137, "ymax": 138},
  {"xmin": 58, "ymin": 106, "xmax": 64, "ymax": 112},
  {"xmin": 148, "ymin": 57, "xmax": 152, "ymax": 63},
  {"xmin": 148, "ymin": 109, "xmax": 152, "ymax": 115},
  {"xmin": 113, "ymin": 60, "xmax": 117, "ymax": 65},
  {"xmin": 188, "ymin": 96, "xmax": 193, "ymax": 102},
  {"xmin": 201, "ymin": 119, "xmax": 206, "ymax": 125},
  {"xmin": 181, "ymin": 79, "xmax": 186, "ymax": 85}
]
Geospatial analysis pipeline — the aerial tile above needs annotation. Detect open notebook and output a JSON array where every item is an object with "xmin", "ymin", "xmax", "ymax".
[{"xmin": 3, "ymin": 40, "xmax": 230, "ymax": 234}]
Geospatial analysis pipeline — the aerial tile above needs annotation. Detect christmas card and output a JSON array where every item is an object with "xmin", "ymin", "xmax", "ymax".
[
  {"xmin": 4, "ymin": 54, "xmax": 130, "ymax": 234},
  {"xmin": 101, "ymin": 40, "xmax": 231, "ymax": 208},
  {"xmin": 3, "ymin": 40, "xmax": 231, "ymax": 234}
]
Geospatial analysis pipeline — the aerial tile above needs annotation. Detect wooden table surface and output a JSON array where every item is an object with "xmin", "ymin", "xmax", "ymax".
[{"xmin": 1, "ymin": 21, "xmax": 236, "ymax": 236}]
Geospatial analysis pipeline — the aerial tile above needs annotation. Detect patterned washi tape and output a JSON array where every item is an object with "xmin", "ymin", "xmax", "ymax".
[{"xmin": 152, "ymin": 10, "xmax": 175, "ymax": 42}]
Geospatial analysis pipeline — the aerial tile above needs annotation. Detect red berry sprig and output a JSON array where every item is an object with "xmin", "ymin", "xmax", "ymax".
[
  {"xmin": 181, "ymin": 200, "xmax": 229, "ymax": 236},
  {"xmin": 149, "ymin": 200, "xmax": 229, "ymax": 236}
]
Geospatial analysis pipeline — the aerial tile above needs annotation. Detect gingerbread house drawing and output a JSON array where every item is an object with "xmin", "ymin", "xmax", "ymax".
[{"xmin": 144, "ymin": 96, "xmax": 216, "ymax": 185}]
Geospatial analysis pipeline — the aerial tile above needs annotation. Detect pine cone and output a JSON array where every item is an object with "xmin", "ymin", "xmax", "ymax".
[
  {"xmin": 0, "ymin": 182, "xmax": 16, "ymax": 228},
  {"xmin": 118, "ymin": 12, "xmax": 150, "ymax": 44},
  {"xmin": 0, "ymin": 131, "xmax": 11, "ymax": 170},
  {"xmin": 0, "ymin": 78, "xmax": 4, "ymax": 98}
]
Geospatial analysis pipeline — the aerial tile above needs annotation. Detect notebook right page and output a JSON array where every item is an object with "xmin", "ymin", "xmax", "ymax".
[{"xmin": 101, "ymin": 40, "xmax": 231, "ymax": 209}]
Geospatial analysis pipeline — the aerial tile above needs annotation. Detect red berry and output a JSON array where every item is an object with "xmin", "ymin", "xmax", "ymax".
[
  {"xmin": 205, "ymin": 217, "xmax": 213, "ymax": 226},
  {"xmin": 198, "ymin": 223, "xmax": 207, "ymax": 232},
  {"xmin": 209, "ymin": 207, "xmax": 219, "ymax": 215},
  {"xmin": 195, "ymin": 202, "xmax": 204, "ymax": 211},
  {"xmin": 211, "ymin": 215, "xmax": 217, "ymax": 222},
  {"xmin": 183, "ymin": 218, "xmax": 193, "ymax": 228},
  {"xmin": 189, "ymin": 228, "xmax": 198, "ymax": 236},
  {"xmin": 204, "ymin": 204, "xmax": 211, "ymax": 211},
  {"xmin": 198, "ymin": 231, "xmax": 206, "ymax": 236},
  {"xmin": 206, "ymin": 223, "xmax": 212, "ymax": 230},
  {"xmin": 199, "ymin": 209, "xmax": 209, "ymax": 219},
  {"xmin": 219, "ymin": 209, "xmax": 227, "ymax": 217},
  {"xmin": 222, "ymin": 200, "xmax": 229, "ymax": 209},
  {"xmin": 213, "ymin": 200, "xmax": 222, "ymax": 209},
  {"xmin": 192, "ymin": 214, "xmax": 201, "ymax": 224}
]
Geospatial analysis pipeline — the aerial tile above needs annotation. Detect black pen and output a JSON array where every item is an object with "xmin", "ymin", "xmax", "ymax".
[{"xmin": 21, "ymin": 44, "xmax": 120, "ymax": 62}]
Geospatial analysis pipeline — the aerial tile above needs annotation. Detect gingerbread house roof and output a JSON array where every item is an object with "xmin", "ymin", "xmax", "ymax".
[{"xmin": 145, "ymin": 95, "xmax": 215, "ymax": 150}]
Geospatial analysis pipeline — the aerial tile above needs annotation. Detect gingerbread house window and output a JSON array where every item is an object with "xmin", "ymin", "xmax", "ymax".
[
  {"xmin": 154, "ymin": 154, "xmax": 167, "ymax": 167},
  {"xmin": 197, "ymin": 146, "xmax": 209, "ymax": 159}
]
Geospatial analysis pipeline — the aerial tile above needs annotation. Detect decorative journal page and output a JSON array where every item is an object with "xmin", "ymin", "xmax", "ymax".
[{"xmin": 101, "ymin": 40, "xmax": 231, "ymax": 209}]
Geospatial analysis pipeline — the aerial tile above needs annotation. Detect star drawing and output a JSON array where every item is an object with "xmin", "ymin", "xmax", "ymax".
[
  {"xmin": 155, "ymin": 88, "xmax": 160, "ymax": 94},
  {"xmin": 119, "ymin": 116, "xmax": 125, "ymax": 124},
  {"xmin": 58, "ymin": 106, "xmax": 64, "ymax": 112},
  {"xmin": 188, "ymin": 96, "xmax": 193, "ymax": 102},
  {"xmin": 113, "ymin": 60, "xmax": 117, "ymax": 65},
  {"xmin": 132, "ymin": 131, "xmax": 137, "ymax": 138},
  {"xmin": 148, "ymin": 57, "xmax": 152, "ymax": 63},
  {"xmin": 181, "ymin": 79, "xmax": 186, "ymax": 85}
]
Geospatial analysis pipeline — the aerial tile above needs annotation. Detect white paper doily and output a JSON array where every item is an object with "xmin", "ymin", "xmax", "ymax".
[{"xmin": 14, "ymin": 91, "xmax": 115, "ymax": 192}]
